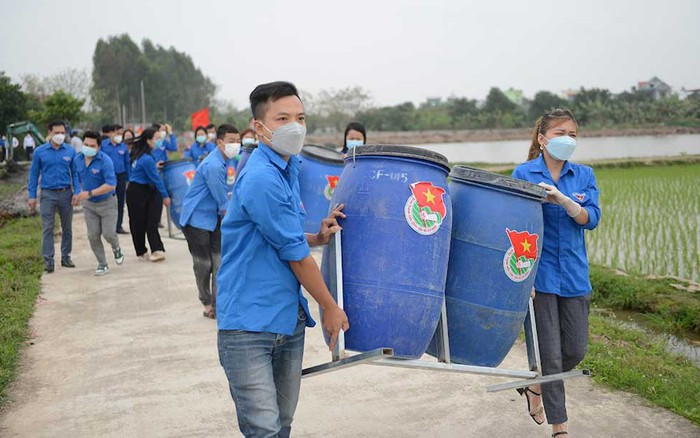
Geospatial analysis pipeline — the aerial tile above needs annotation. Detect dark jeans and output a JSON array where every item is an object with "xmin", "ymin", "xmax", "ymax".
[
  {"xmin": 524, "ymin": 292, "xmax": 591, "ymax": 425},
  {"xmin": 25, "ymin": 146, "xmax": 34, "ymax": 161},
  {"xmin": 218, "ymin": 310, "xmax": 307, "ymax": 438},
  {"xmin": 183, "ymin": 220, "xmax": 221, "ymax": 307},
  {"xmin": 126, "ymin": 183, "xmax": 165, "ymax": 256},
  {"xmin": 115, "ymin": 172, "xmax": 128, "ymax": 230},
  {"xmin": 40, "ymin": 188, "xmax": 73, "ymax": 263}
]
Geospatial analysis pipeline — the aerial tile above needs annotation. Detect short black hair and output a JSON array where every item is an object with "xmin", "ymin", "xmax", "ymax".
[
  {"xmin": 249, "ymin": 81, "xmax": 300, "ymax": 120},
  {"xmin": 82, "ymin": 130, "xmax": 101, "ymax": 145},
  {"xmin": 216, "ymin": 124, "xmax": 239, "ymax": 140},
  {"xmin": 194, "ymin": 126, "xmax": 207, "ymax": 136},
  {"xmin": 113, "ymin": 124, "xmax": 123, "ymax": 131},
  {"xmin": 205, "ymin": 123, "xmax": 216, "ymax": 131},
  {"xmin": 48, "ymin": 120, "xmax": 66, "ymax": 131},
  {"xmin": 102, "ymin": 124, "xmax": 113, "ymax": 134},
  {"xmin": 151, "ymin": 123, "xmax": 163, "ymax": 130}
]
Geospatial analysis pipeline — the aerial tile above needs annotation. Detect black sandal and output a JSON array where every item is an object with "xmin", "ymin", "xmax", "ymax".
[
  {"xmin": 516, "ymin": 387, "xmax": 545, "ymax": 425},
  {"xmin": 552, "ymin": 432, "xmax": 569, "ymax": 437}
]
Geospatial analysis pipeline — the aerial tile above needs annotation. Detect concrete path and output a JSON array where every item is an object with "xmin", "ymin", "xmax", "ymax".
[{"xmin": 1, "ymin": 212, "xmax": 698, "ymax": 437}]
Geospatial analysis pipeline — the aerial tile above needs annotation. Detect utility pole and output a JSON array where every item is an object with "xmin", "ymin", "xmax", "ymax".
[{"xmin": 141, "ymin": 80, "xmax": 147, "ymax": 127}]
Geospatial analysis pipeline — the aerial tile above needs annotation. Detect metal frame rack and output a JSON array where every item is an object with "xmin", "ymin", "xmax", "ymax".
[{"xmin": 302, "ymin": 232, "xmax": 589, "ymax": 393}]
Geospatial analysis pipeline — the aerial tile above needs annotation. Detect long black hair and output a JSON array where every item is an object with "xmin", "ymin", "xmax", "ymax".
[
  {"xmin": 341, "ymin": 122, "xmax": 367, "ymax": 153},
  {"xmin": 130, "ymin": 127, "xmax": 158, "ymax": 162}
]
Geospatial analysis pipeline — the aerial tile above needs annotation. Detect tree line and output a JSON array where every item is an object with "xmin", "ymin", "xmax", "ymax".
[{"xmin": 2, "ymin": 33, "xmax": 699, "ymax": 136}]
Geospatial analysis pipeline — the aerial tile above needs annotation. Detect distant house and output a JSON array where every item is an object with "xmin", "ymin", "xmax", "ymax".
[
  {"xmin": 504, "ymin": 88, "xmax": 524, "ymax": 106},
  {"xmin": 636, "ymin": 76, "xmax": 672, "ymax": 100},
  {"xmin": 560, "ymin": 89, "xmax": 579, "ymax": 100}
]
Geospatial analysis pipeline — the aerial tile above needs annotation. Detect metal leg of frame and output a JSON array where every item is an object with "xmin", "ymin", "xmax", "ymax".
[
  {"xmin": 165, "ymin": 205, "xmax": 186, "ymax": 240},
  {"xmin": 331, "ymin": 231, "xmax": 346, "ymax": 362}
]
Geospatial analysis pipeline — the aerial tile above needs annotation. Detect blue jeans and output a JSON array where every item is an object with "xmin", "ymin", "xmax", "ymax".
[{"xmin": 218, "ymin": 309, "xmax": 306, "ymax": 438}]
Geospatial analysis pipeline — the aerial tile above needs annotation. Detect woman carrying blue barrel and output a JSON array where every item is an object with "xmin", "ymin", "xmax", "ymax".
[{"xmin": 511, "ymin": 108, "xmax": 601, "ymax": 438}]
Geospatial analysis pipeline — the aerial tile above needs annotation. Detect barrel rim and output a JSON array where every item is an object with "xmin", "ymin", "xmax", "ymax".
[
  {"xmin": 346, "ymin": 144, "xmax": 449, "ymax": 170},
  {"xmin": 162, "ymin": 158, "xmax": 194, "ymax": 167},
  {"xmin": 301, "ymin": 144, "xmax": 344, "ymax": 164},
  {"xmin": 450, "ymin": 165, "xmax": 546, "ymax": 199}
]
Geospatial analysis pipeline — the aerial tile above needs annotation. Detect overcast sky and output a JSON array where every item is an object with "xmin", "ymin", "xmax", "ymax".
[{"xmin": 1, "ymin": 0, "xmax": 699, "ymax": 108}]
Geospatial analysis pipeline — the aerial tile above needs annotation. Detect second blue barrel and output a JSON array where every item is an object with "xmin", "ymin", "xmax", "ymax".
[
  {"xmin": 299, "ymin": 145, "xmax": 345, "ymax": 234},
  {"xmin": 321, "ymin": 145, "xmax": 452, "ymax": 359},
  {"xmin": 427, "ymin": 166, "xmax": 545, "ymax": 367},
  {"xmin": 235, "ymin": 144, "xmax": 257, "ymax": 174},
  {"xmin": 162, "ymin": 158, "xmax": 196, "ymax": 230}
]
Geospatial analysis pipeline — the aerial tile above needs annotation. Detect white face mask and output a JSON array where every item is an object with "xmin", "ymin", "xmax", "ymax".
[
  {"xmin": 113, "ymin": 135, "xmax": 123, "ymax": 143},
  {"xmin": 52, "ymin": 133, "xmax": 66, "ymax": 145},
  {"xmin": 260, "ymin": 122, "xmax": 306, "ymax": 156},
  {"xmin": 224, "ymin": 142, "xmax": 241, "ymax": 158},
  {"xmin": 207, "ymin": 132, "xmax": 216, "ymax": 140},
  {"xmin": 159, "ymin": 130, "xmax": 167, "ymax": 139}
]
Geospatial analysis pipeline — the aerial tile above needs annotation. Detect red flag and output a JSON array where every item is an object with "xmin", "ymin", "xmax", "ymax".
[
  {"xmin": 191, "ymin": 108, "xmax": 210, "ymax": 131},
  {"xmin": 409, "ymin": 181, "xmax": 447, "ymax": 218},
  {"xmin": 326, "ymin": 175, "xmax": 339, "ymax": 189},
  {"xmin": 506, "ymin": 229, "xmax": 539, "ymax": 260}
]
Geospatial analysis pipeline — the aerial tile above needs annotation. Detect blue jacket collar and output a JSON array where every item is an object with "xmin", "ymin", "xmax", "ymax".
[
  {"xmin": 531, "ymin": 154, "xmax": 575, "ymax": 177},
  {"xmin": 258, "ymin": 142, "xmax": 299, "ymax": 172}
]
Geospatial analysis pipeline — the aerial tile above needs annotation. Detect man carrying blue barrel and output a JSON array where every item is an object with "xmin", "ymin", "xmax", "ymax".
[
  {"xmin": 179, "ymin": 123, "xmax": 240, "ymax": 319},
  {"xmin": 216, "ymin": 81, "xmax": 349, "ymax": 438}
]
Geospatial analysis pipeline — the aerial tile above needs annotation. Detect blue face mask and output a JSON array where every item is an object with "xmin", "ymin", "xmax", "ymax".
[
  {"xmin": 346, "ymin": 139, "xmax": 364, "ymax": 149},
  {"xmin": 82, "ymin": 146, "xmax": 98, "ymax": 157},
  {"xmin": 196, "ymin": 135, "xmax": 207, "ymax": 144},
  {"xmin": 155, "ymin": 139, "xmax": 164, "ymax": 148},
  {"xmin": 544, "ymin": 135, "xmax": 577, "ymax": 161}
]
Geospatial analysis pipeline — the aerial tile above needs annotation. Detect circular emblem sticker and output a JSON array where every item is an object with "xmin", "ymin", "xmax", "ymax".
[
  {"xmin": 324, "ymin": 175, "xmax": 339, "ymax": 201},
  {"xmin": 404, "ymin": 181, "xmax": 447, "ymax": 236},
  {"xmin": 227, "ymin": 166, "xmax": 236, "ymax": 185},
  {"xmin": 503, "ymin": 228, "xmax": 540, "ymax": 282}
]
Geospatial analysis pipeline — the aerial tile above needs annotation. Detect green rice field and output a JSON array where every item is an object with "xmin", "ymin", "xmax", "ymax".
[{"xmin": 587, "ymin": 163, "xmax": 700, "ymax": 282}]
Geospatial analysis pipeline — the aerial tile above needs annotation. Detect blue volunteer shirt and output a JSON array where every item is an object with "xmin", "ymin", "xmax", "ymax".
[
  {"xmin": 75, "ymin": 151, "xmax": 117, "ymax": 202},
  {"xmin": 217, "ymin": 143, "xmax": 315, "ymax": 335},
  {"xmin": 179, "ymin": 148, "xmax": 229, "ymax": 231},
  {"xmin": 100, "ymin": 138, "xmax": 130, "ymax": 176},
  {"xmin": 512, "ymin": 155, "xmax": 602, "ymax": 297},
  {"xmin": 129, "ymin": 152, "xmax": 169, "ymax": 198},
  {"xmin": 28, "ymin": 142, "xmax": 81, "ymax": 198},
  {"xmin": 184, "ymin": 141, "xmax": 216, "ymax": 165},
  {"xmin": 152, "ymin": 133, "xmax": 178, "ymax": 163}
]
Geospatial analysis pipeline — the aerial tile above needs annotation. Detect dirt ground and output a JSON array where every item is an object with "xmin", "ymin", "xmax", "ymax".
[{"xmin": 0, "ymin": 211, "xmax": 698, "ymax": 437}]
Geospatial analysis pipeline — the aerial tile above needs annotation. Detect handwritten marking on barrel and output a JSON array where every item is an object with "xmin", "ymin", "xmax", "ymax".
[
  {"xmin": 503, "ymin": 228, "xmax": 540, "ymax": 282},
  {"xmin": 370, "ymin": 169, "xmax": 409, "ymax": 182},
  {"xmin": 404, "ymin": 181, "xmax": 447, "ymax": 236}
]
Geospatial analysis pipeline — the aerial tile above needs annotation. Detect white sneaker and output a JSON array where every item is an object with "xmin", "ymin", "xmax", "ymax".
[
  {"xmin": 138, "ymin": 253, "xmax": 150, "ymax": 261},
  {"xmin": 149, "ymin": 251, "xmax": 165, "ymax": 262},
  {"xmin": 94, "ymin": 264, "xmax": 109, "ymax": 276}
]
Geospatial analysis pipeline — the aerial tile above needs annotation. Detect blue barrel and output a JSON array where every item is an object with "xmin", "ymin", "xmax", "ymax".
[
  {"xmin": 427, "ymin": 166, "xmax": 545, "ymax": 367},
  {"xmin": 162, "ymin": 158, "xmax": 196, "ymax": 230},
  {"xmin": 235, "ymin": 144, "xmax": 257, "ymax": 174},
  {"xmin": 299, "ymin": 145, "xmax": 345, "ymax": 234},
  {"xmin": 321, "ymin": 145, "xmax": 452, "ymax": 359}
]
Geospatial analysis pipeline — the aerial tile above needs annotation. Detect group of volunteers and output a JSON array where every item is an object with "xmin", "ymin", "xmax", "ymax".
[{"xmin": 26, "ymin": 79, "xmax": 598, "ymax": 438}]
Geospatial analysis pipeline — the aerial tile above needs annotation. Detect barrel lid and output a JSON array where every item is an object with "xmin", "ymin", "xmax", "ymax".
[
  {"xmin": 301, "ymin": 144, "xmax": 344, "ymax": 164},
  {"xmin": 242, "ymin": 144, "xmax": 258, "ymax": 153},
  {"xmin": 348, "ymin": 144, "xmax": 449, "ymax": 170},
  {"xmin": 450, "ymin": 165, "xmax": 546, "ymax": 200},
  {"xmin": 162, "ymin": 158, "xmax": 194, "ymax": 167}
]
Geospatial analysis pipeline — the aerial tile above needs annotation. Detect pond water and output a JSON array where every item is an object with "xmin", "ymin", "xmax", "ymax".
[{"xmin": 417, "ymin": 134, "xmax": 700, "ymax": 164}]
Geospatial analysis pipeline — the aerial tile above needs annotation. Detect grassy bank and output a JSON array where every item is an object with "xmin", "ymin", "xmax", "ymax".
[
  {"xmin": 590, "ymin": 264, "xmax": 700, "ymax": 335},
  {"xmin": 583, "ymin": 313, "xmax": 700, "ymax": 425},
  {"xmin": 0, "ymin": 216, "xmax": 43, "ymax": 406}
]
